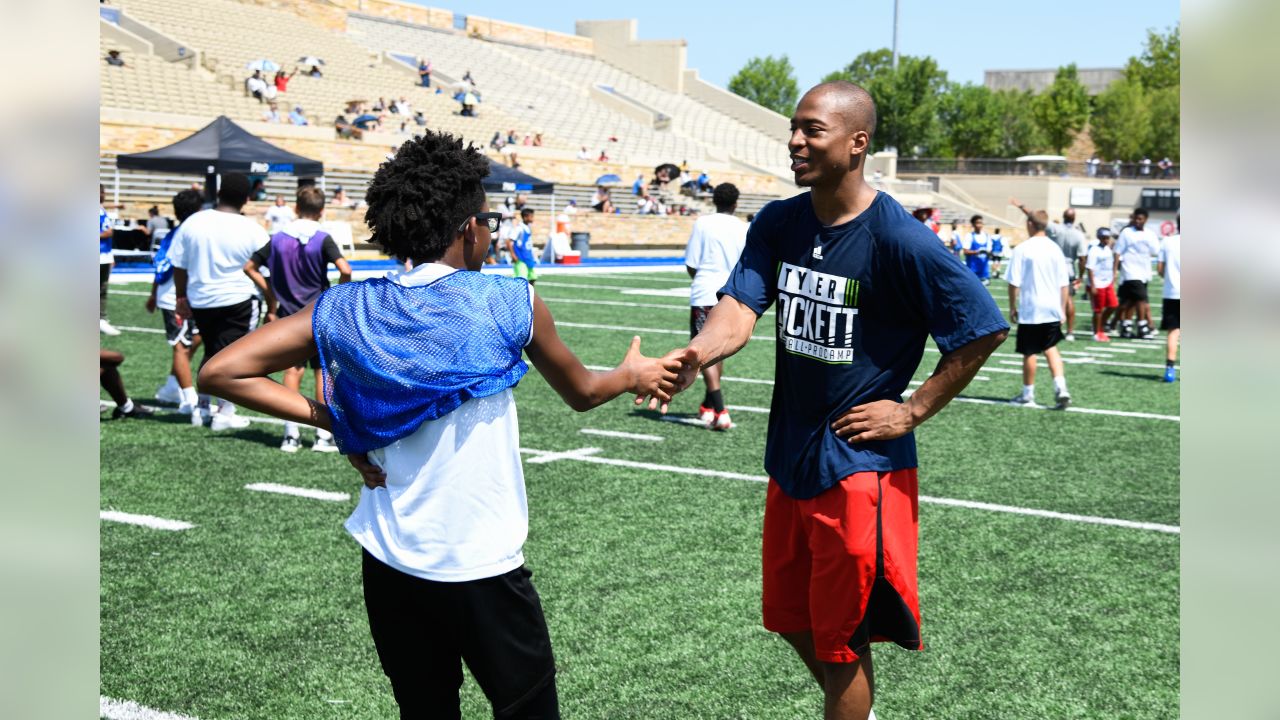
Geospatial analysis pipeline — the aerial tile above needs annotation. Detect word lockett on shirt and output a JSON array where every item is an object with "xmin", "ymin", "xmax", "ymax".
[{"xmin": 775, "ymin": 261, "xmax": 861, "ymax": 364}]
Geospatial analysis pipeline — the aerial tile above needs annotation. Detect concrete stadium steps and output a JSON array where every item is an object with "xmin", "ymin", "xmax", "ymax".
[{"xmin": 115, "ymin": 0, "xmax": 533, "ymax": 149}]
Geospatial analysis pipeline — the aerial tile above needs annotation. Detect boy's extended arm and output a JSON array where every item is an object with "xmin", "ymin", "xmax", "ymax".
[
  {"xmin": 243, "ymin": 259, "xmax": 279, "ymax": 319},
  {"xmin": 198, "ymin": 302, "xmax": 331, "ymax": 429},
  {"xmin": 524, "ymin": 295, "xmax": 680, "ymax": 412},
  {"xmin": 335, "ymin": 257, "xmax": 353, "ymax": 283}
]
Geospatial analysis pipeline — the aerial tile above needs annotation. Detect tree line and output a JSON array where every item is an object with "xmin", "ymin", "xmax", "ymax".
[{"xmin": 726, "ymin": 26, "xmax": 1179, "ymax": 162}]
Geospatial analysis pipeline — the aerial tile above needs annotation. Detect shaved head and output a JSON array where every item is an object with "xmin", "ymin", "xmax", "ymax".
[{"xmin": 800, "ymin": 81, "xmax": 877, "ymax": 139}]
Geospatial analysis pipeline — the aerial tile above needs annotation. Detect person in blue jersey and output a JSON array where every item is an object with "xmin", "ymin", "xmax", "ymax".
[
  {"xmin": 198, "ymin": 131, "xmax": 684, "ymax": 720},
  {"xmin": 508, "ymin": 206, "xmax": 538, "ymax": 284},
  {"xmin": 145, "ymin": 189, "xmax": 204, "ymax": 418},
  {"xmin": 990, "ymin": 227, "xmax": 1006, "ymax": 279},
  {"xmin": 99, "ymin": 185, "xmax": 121, "ymax": 336},
  {"xmin": 962, "ymin": 214, "xmax": 992, "ymax": 285},
  {"xmin": 659, "ymin": 82, "xmax": 1008, "ymax": 720}
]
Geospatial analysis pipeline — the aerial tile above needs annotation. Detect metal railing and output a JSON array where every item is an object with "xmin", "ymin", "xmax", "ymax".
[{"xmin": 898, "ymin": 158, "xmax": 1180, "ymax": 180}]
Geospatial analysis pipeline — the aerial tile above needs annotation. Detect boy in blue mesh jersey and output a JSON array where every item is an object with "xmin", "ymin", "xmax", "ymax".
[{"xmin": 200, "ymin": 131, "xmax": 684, "ymax": 719}]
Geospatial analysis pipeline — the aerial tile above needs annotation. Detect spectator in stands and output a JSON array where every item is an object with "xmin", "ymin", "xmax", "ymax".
[
  {"xmin": 522, "ymin": 134, "xmax": 532, "ymax": 146},
  {"xmin": 592, "ymin": 186, "xmax": 614, "ymax": 214},
  {"xmin": 333, "ymin": 186, "xmax": 361, "ymax": 209},
  {"xmin": 460, "ymin": 92, "xmax": 478, "ymax": 117},
  {"xmin": 417, "ymin": 58, "xmax": 431, "ymax": 87},
  {"xmin": 352, "ymin": 113, "xmax": 381, "ymax": 133},
  {"xmin": 506, "ymin": 129, "xmax": 518, "ymax": 145},
  {"xmin": 463, "ymin": 69, "xmax": 475, "ymax": 85},
  {"xmin": 577, "ymin": 146, "xmax": 591, "ymax": 161},
  {"xmin": 251, "ymin": 179, "xmax": 268, "ymax": 202},
  {"xmin": 1140, "ymin": 156, "xmax": 1152, "ymax": 176},
  {"xmin": 247, "ymin": 71, "xmax": 269, "ymax": 103},
  {"xmin": 334, "ymin": 114, "xmax": 361, "ymax": 140},
  {"xmin": 394, "ymin": 97, "xmax": 411, "ymax": 115},
  {"xmin": 1158, "ymin": 157, "xmax": 1174, "ymax": 178},
  {"xmin": 105, "ymin": 49, "xmax": 126, "ymax": 67},
  {"xmin": 533, "ymin": 133, "xmax": 543, "ymax": 147},
  {"xmin": 696, "ymin": 171, "xmax": 712, "ymax": 193},
  {"xmin": 1112, "ymin": 159, "xmax": 1123, "ymax": 178},
  {"xmin": 1086, "ymin": 155, "xmax": 1100, "ymax": 177},
  {"xmin": 373, "ymin": 98, "xmax": 387, "ymax": 112},
  {"xmin": 632, "ymin": 174, "xmax": 644, "ymax": 195},
  {"xmin": 262, "ymin": 101, "xmax": 283, "ymax": 123},
  {"xmin": 307, "ymin": 64, "xmax": 323, "ymax": 78},
  {"xmin": 288, "ymin": 106, "xmax": 308, "ymax": 126},
  {"xmin": 598, "ymin": 149, "xmax": 609, "ymax": 162},
  {"xmin": 413, "ymin": 110, "xmax": 426, "ymax": 127},
  {"xmin": 274, "ymin": 68, "xmax": 297, "ymax": 94},
  {"xmin": 636, "ymin": 191, "xmax": 653, "ymax": 215},
  {"xmin": 490, "ymin": 131, "xmax": 505, "ymax": 150},
  {"xmin": 515, "ymin": 194, "xmax": 529, "ymax": 212},
  {"xmin": 500, "ymin": 142, "xmax": 519, "ymax": 169}
]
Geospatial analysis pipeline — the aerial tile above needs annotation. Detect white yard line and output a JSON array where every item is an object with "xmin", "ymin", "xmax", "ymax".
[
  {"xmin": 101, "ymin": 697, "xmax": 200, "ymax": 720},
  {"xmin": 518, "ymin": 447, "xmax": 1178, "ymax": 534},
  {"xmin": 544, "ymin": 296, "xmax": 686, "ymax": 311},
  {"xmin": 660, "ymin": 415, "xmax": 710, "ymax": 427},
  {"xmin": 100, "ymin": 510, "xmax": 194, "ymax": 531},
  {"xmin": 245, "ymin": 483, "xmax": 349, "ymax": 502},
  {"xmin": 726, "ymin": 405, "xmax": 770, "ymax": 414},
  {"xmin": 525, "ymin": 447, "xmax": 602, "ymax": 464},
  {"xmin": 1083, "ymin": 346, "xmax": 1138, "ymax": 354},
  {"xmin": 580, "ymin": 428, "xmax": 664, "ymax": 442},
  {"xmin": 117, "ymin": 325, "xmax": 164, "ymax": 334}
]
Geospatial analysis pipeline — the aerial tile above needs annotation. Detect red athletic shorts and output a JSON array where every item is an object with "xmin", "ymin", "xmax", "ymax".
[
  {"xmin": 762, "ymin": 469, "xmax": 923, "ymax": 663},
  {"xmin": 1091, "ymin": 284, "xmax": 1118, "ymax": 312}
]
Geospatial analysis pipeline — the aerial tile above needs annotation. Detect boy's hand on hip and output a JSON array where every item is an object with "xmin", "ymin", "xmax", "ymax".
[
  {"xmin": 831, "ymin": 400, "xmax": 916, "ymax": 444},
  {"xmin": 346, "ymin": 453, "xmax": 386, "ymax": 489}
]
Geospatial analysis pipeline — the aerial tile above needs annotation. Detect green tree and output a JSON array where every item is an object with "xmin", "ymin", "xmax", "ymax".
[
  {"xmin": 1147, "ymin": 86, "xmax": 1180, "ymax": 160},
  {"xmin": 823, "ymin": 50, "xmax": 948, "ymax": 155},
  {"xmin": 1125, "ymin": 25, "xmax": 1180, "ymax": 91},
  {"xmin": 993, "ymin": 89, "xmax": 1047, "ymax": 157},
  {"xmin": 938, "ymin": 83, "xmax": 1001, "ymax": 157},
  {"xmin": 1031, "ymin": 64, "xmax": 1091, "ymax": 154},
  {"xmin": 1090, "ymin": 77, "xmax": 1151, "ymax": 161},
  {"xmin": 728, "ymin": 55, "xmax": 800, "ymax": 116}
]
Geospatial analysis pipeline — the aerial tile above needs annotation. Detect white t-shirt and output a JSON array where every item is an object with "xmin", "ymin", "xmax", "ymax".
[
  {"xmin": 1115, "ymin": 226, "xmax": 1159, "ymax": 283},
  {"xmin": 345, "ymin": 263, "xmax": 535, "ymax": 582},
  {"xmin": 167, "ymin": 208, "xmax": 269, "ymax": 309},
  {"xmin": 1006, "ymin": 235, "xmax": 1068, "ymax": 325},
  {"xmin": 685, "ymin": 212, "xmax": 748, "ymax": 307},
  {"xmin": 1085, "ymin": 245, "xmax": 1115, "ymax": 289},
  {"xmin": 264, "ymin": 204, "xmax": 296, "ymax": 234},
  {"xmin": 1159, "ymin": 234, "xmax": 1180, "ymax": 300}
]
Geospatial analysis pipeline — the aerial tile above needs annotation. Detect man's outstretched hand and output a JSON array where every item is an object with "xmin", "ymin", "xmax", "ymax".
[{"xmin": 634, "ymin": 345, "xmax": 700, "ymax": 414}]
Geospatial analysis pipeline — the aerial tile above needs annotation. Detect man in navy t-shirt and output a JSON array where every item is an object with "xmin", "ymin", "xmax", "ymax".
[{"xmin": 658, "ymin": 81, "xmax": 1008, "ymax": 719}]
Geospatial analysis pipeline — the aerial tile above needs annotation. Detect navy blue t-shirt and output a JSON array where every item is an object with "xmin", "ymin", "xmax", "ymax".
[{"xmin": 720, "ymin": 191, "xmax": 1008, "ymax": 499}]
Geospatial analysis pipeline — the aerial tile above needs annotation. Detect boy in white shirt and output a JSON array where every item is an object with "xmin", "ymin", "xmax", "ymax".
[
  {"xmin": 1157, "ymin": 217, "xmax": 1181, "ymax": 382},
  {"xmin": 146, "ymin": 189, "xmax": 205, "ymax": 416},
  {"xmin": 1085, "ymin": 228, "xmax": 1118, "ymax": 342},
  {"xmin": 198, "ymin": 131, "xmax": 686, "ymax": 719},
  {"xmin": 1006, "ymin": 209, "xmax": 1071, "ymax": 409},
  {"xmin": 684, "ymin": 183, "xmax": 748, "ymax": 429}
]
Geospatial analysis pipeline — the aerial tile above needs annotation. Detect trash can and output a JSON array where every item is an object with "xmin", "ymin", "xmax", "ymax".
[{"xmin": 570, "ymin": 232, "xmax": 590, "ymax": 259}]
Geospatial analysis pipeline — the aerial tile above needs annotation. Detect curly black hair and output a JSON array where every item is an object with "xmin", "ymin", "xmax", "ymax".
[{"xmin": 363, "ymin": 130, "xmax": 490, "ymax": 263}]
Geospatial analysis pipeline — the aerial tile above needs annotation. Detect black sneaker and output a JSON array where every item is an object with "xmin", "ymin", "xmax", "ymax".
[{"xmin": 111, "ymin": 402, "xmax": 154, "ymax": 420}]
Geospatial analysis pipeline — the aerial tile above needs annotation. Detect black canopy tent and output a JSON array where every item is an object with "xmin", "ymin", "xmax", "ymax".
[
  {"xmin": 115, "ymin": 115, "xmax": 324, "ymax": 205},
  {"xmin": 482, "ymin": 159, "xmax": 553, "ymax": 194}
]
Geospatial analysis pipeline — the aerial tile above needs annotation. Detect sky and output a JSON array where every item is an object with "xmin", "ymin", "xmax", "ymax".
[{"xmin": 409, "ymin": 0, "xmax": 1179, "ymax": 92}]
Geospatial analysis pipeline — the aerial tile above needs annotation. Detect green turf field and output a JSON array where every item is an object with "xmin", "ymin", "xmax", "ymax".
[{"xmin": 100, "ymin": 270, "xmax": 1178, "ymax": 719}]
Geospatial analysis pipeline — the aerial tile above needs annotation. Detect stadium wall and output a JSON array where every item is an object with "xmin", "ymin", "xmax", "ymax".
[
  {"xmin": 231, "ymin": 0, "xmax": 349, "ymax": 32},
  {"xmin": 682, "ymin": 69, "xmax": 790, "ymax": 143},
  {"xmin": 100, "ymin": 18, "xmax": 154, "ymax": 57},
  {"xmin": 576, "ymin": 20, "xmax": 686, "ymax": 93},
  {"xmin": 466, "ymin": 15, "xmax": 594, "ymax": 54},
  {"xmin": 926, "ymin": 175, "xmax": 1180, "ymax": 230}
]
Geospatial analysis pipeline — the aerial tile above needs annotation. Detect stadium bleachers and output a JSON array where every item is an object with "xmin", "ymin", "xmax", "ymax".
[
  {"xmin": 99, "ymin": 36, "xmax": 263, "ymax": 123},
  {"xmin": 115, "ymin": 0, "xmax": 537, "ymax": 148}
]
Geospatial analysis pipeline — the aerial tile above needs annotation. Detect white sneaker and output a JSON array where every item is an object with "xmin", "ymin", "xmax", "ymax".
[
  {"xmin": 100, "ymin": 319, "xmax": 122, "ymax": 336},
  {"xmin": 312, "ymin": 435, "xmax": 339, "ymax": 453},
  {"xmin": 698, "ymin": 405, "xmax": 716, "ymax": 428},
  {"xmin": 1064, "ymin": 333, "xmax": 1076, "ymax": 342},
  {"xmin": 190, "ymin": 406, "xmax": 205, "ymax": 426},
  {"xmin": 1054, "ymin": 391, "xmax": 1072, "ymax": 410},
  {"xmin": 280, "ymin": 435, "xmax": 301, "ymax": 453},
  {"xmin": 210, "ymin": 413, "xmax": 251, "ymax": 431},
  {"xmin": 1009, "ymin": 394, "xmax": 1035, "ymax": 406},
  {"xmin": 155, "ymin": 377, "xmax": 182, "ymax": 404},
  {"xmin": 713, "ymin": 410, "xmax": 733, "ymax": 430}
]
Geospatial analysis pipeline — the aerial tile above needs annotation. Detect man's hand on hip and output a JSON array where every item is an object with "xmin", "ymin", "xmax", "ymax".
[{"xmin": 831, "ymin": 400, "xmax": 916, "ymax": 443}]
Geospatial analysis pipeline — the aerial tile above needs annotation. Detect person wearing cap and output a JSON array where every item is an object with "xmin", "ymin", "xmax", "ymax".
[{"xmin": 1085, "ymin": 228, "xmax": 1118, "ymax": 342}]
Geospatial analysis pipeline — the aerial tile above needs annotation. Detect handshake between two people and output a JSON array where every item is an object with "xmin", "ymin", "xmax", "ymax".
[{"xmin": 618, "ymin": 335, "xmax": 701, "ymax": 415}]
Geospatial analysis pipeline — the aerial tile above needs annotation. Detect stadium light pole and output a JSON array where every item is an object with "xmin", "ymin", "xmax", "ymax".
[{"xmin": 892, "ymin": 0, "xmax": 900, "ymax": 71}]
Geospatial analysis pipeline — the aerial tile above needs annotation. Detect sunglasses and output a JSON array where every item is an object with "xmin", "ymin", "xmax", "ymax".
[{"xmin": 461, "ymin": 212, "xmax": 503, "ymax": 233}]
